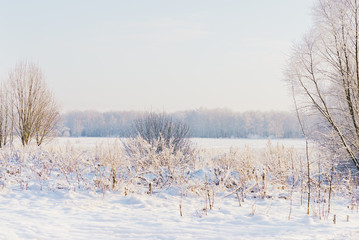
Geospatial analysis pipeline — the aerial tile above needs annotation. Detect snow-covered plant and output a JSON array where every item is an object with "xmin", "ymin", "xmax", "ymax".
[
  {"xmin": 132, "ymin": 112, "xmax": 193, "ymax": 156},
  {"xmin": 123, "ymin": 136, "xmax": 195, "ymax": 192},
  {"xmin": 93, "ymin": 140, "xmax": 125, "ymax": 191}
]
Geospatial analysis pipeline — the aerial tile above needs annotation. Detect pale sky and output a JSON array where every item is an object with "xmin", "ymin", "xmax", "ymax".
[{"xmin": 0, "ymin": 0, "xmax": 314, "ymax": 113}]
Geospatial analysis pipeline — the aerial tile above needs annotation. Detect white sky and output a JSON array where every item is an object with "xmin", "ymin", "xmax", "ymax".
[{"xmin": 0, "ymin": 0, "xmax": 314, "ymax": 113}]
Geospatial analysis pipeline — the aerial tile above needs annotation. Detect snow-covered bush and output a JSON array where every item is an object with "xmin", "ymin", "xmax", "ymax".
[
  {"xmin": 123, "ymin": 136, "xmax": 195, "ymax": 192},
  {"xmin": 132, "ymin": 112, "xmax": 192, "ymax": 156}
]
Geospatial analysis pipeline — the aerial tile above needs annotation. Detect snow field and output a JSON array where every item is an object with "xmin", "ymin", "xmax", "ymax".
[
  {"xmin": 0, "ymin": 189, "xmax": 358, "ymax": 239},
  {"xmin": 0, "ymin": 137, "xmax": 358, "ymax": 239}
]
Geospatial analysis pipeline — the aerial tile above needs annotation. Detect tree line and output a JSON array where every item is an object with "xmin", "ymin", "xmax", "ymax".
[
  {"xmin": 0, "ymin": 61, "xmax": 301, "ymax": 143},
  {"xmin": 62, "ymin": 108, "xmax": 302, "ymax": 138}
]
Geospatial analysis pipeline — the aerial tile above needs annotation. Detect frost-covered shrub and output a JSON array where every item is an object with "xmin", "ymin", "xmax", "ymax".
[
  {"xmin": 132, "ymin": 112, "xmax": 193, "ymax": 156},
  {"xmin": 123, "ymin": 136, "xmax": 195, "ymax": 190}
]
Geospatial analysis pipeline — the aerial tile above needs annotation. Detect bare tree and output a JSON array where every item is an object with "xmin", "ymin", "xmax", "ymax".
[
  {"xmin": 287, "ymin": 70, "xmax": 312, "ymax": 215},
  {"xmin": 8, "ymin": 61, "xmax": 60, "ymax": 146},
  {"xmin": 131, "ymin": 112, "xmax": 192, "ymax": 155},
  {"xmin": 0, "ymin": 83, "xmax": 13, "ymax": 148},
  {"xmin": 286, "ymin": 0, "xmax": 359, "ymax": 171},
  {"xmin": 33, "ymin": 90, "xmax": 60, "ymax": 146}
]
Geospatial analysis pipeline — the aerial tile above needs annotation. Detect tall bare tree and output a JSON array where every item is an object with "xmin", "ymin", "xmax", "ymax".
[
  {"xmin": 8, "ymin": 61, "xmax": 60, "ymax": 146},
  {"xmin": 33, "ymin": 89, "xmax": 60, "ymax": 146},
  {"xmin": 287, "ymin": 0, "xmax": 359, "ymax": 171},
  {"xmin": 0, "ymin": 83, "xmax": 13, "ymax": 148}
]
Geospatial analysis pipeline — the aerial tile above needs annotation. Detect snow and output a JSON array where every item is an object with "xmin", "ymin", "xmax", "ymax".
[
  {"xmin": 191, "ymin": 137, "xmax": 306, "ymax": 150},
  {"xmin": 51, "ymin": 137, "xmax": 306, "ymax": 151},
  {"xmin": 0, "ymin": 137, "xmax": 358, "ymax": 240},
  {"xmin": 0, "ymin": 189, "xmax": 358, "ymax": 239}
]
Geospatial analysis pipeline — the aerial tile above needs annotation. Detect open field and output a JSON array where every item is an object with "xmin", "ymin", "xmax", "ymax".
[
  {"xmin": 51, "ymin": 137, "xmax": 306, "ymax": 151},
  {"xmin": 0, "ymin": 137, "xmax": 358, "ymax": 239}
]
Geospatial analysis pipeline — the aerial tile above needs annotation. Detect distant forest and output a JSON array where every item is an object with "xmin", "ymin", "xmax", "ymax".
[{"xmin": 61, "ymin": 109, "xmax": 302, "ymax": 138}]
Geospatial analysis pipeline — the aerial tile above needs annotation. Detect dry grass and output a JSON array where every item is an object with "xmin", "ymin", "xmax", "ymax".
[{"xmin": 0, "ymin": 138, "xmax": 357, "ymax": 218}]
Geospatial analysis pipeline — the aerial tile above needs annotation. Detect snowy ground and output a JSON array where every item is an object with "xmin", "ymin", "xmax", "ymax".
[
  {"xmin": 0, "ymin": 189, "xmax": 358, "ymax": 240},
  {"xmin": 52, "ymin": 137, "xmax": 306, "ymax": 151},
  {"xmin": 1, "ymin": 137, "xmax": 359, "ymax": 240}
]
